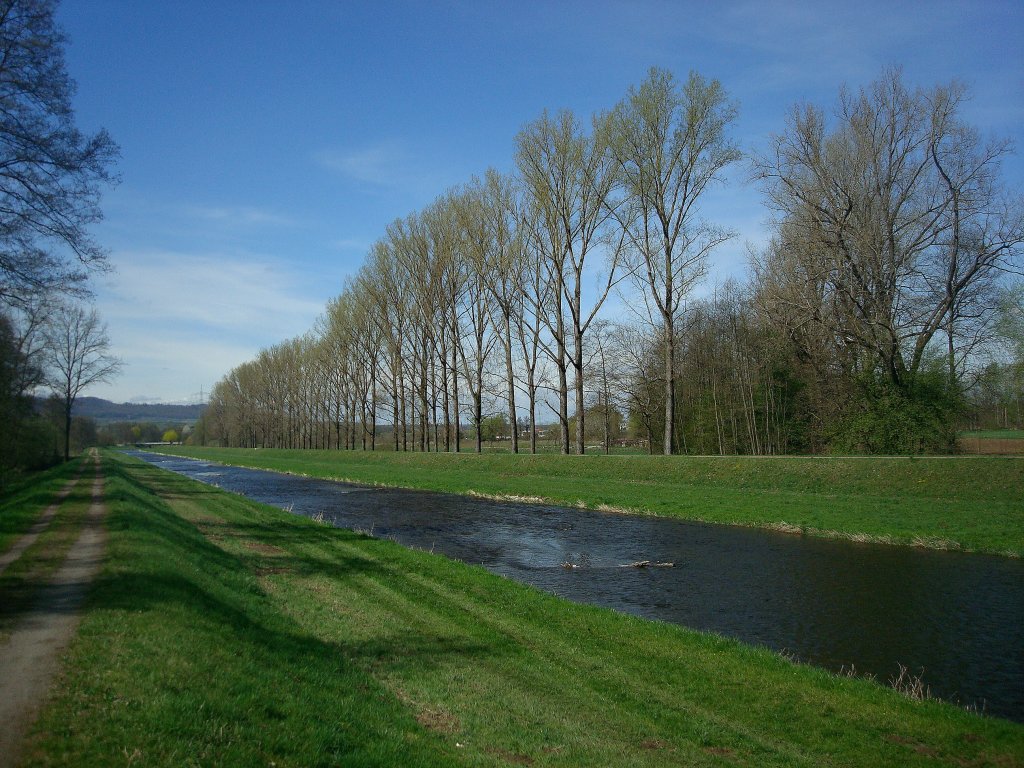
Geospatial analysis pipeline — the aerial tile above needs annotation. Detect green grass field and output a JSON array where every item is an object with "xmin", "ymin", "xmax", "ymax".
[
  {"xmin": 8, "ymin": 450, "xmax": 1022, "ymax": 766},
  {"xmin": 960, "ymin": 429, "xmax": 1024, "ymax": 440},
  {"xmin": 154, "ymin": 447, "xmax": 1024, "ymax": 557}
]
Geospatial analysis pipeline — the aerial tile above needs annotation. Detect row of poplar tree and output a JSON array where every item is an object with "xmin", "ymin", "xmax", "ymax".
[{"xmin": 201, "ymin": 67, "xmax": 1023, "ymax": 455}]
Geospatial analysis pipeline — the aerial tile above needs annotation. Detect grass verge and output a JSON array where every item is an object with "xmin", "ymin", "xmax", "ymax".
[
  {"xmin": 19, "ymin": 450, "xmax": 1024, "ymax": 766},
  {"xmin": 155, "ymin": 447, "xmax": 1024, "ymax": 557}
]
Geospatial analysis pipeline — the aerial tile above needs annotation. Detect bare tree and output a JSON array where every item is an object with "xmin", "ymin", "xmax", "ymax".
[
  {"xmin": 422, "ymin": 200, "xmax": 463, "ymax": 451},
  {"xmin": 753, "ymin": 69, "xmax": 1023, "ymax": 391},
  {"xmin": 584, "ymin": 320, "xmax": 628, "ymax": 454},
  {"xmin": 613, "ymin": 323, "xmax": 662, "ymax": 453},
  {"xmin": 6, "ymin": 293, "xmax": 51, "ymax": 395},
  {"xmin": 463, "ymin": 170, "xmax": 525, "ymax": 453},
  {"xmin": 0, "ymin": 0, "xmax": 118, "ymax": 305},
  {"xmin": 516, "ymin": 108, "xmax": 623, "ymax": 454},
  {"xmin": 1, "ymin": 308, "xmax": 41, "ymax": 469},
  {"xmin": 509, "ymin": 193, "xmax": 552, "ymax": 453},
  {"xmin": 45, "ymin": 302, "xmax": 119, "ymax": 460},
  {"xmin": 606, "ymin": 68, "xmax": 741, "ymax": 454},
  {"xmin": 363, "ymin": 236, "xmax": 411, "ymax": 451},
  {"xmin": 451, "ymin": 188, "xmax": 498, "ymax": 452}
]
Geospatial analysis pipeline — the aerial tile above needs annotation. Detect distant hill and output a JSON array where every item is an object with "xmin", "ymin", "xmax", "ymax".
[{"xmin": 65, "ymin": 397, "xmax": 206, "ymax": 424}]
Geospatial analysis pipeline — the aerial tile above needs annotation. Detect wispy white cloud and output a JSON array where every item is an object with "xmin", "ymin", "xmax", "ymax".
[
  {"xmin": 329, "ymin": 237, "xmax": 372, "ymax": 252},
  {"xmin": 314, "ymin": 140, "xmax": 450, "ymax": 198},
  {"xmin": 316, "ymin": 141, "xmax": 408, "ymax": 186},
  {"xmin": 107, "ymin": 333, "xmax": 261, "ymax": 404},
  {"xmin": 183, "ymin": 204, "xmax": 299, "ymax": 228},
  {"xmin": 103, "ymin": 249, "xmax": 323, "ymax": 331},
  {"xmin": 91, "ymin": 248, "xmax": 328, "ymax": 402}
]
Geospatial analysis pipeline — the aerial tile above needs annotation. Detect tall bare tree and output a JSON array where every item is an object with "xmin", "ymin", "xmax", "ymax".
[
  {"xmin": 606, "ymin": 68, "xmax": 741, "ymax": 454},
  {"xmin": 364, "ymin": 236, "xmax": 410, "ymax": 450},
  {"xmin": 451, "ymin": 188, "xmax": 498, "ymax": 452},
  {"xmin": 45, "ymin": 302, "xmax": 119, "ymax": 460},
  {"xmin": 464, "ymin": 170, "xmax": 525, "ymax": 453},
  {"xmin": 516, "ymin": 109, "xmax": 622, "ymax": 454},
  {"xmin": 422, "ymin": 199, "xmax": 463, "ymax": 451}
]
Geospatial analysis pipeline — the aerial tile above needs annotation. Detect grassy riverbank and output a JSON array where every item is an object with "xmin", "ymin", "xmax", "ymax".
[
  {"xmin": 155, "ymin": 447, "xmax": 1024, "ymax": 556},
  {"xmin": 16, "ymin": 450, "xmax": 1024, "ymax": 765}
]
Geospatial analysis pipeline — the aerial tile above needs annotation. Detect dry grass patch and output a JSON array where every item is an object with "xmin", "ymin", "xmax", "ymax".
[{"xmin": 243, "ymin": 540, "xmax": 287, "ymax": 556}]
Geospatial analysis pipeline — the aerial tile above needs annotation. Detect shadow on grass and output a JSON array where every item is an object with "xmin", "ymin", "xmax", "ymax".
[
  {"xmin": 107, "ymin": 458, "xmax": 391, "ymax": 582},
  {"xmin": 54, "ymin": 453, "xmax": 499, "ymax": 764},
  {"xmin": 0, "ymin": 477, "xmax": 96, "ymax": 632},
  {"xmin": 22, "ymin": 450, "xmax": 1019, "ymax": 768},
  {"xmin": 0, "ymin": 458, "xmax": 85, "ymax": 541},
  {"xmin": 0, "ymin": 547, "xmax": 90, "ymax": 630},
  {"xmin": 16, "ymin": 456, "xmax": 491, "ymax": 765}
]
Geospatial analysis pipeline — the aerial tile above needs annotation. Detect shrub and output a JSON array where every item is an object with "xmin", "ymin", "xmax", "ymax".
[{"xmin": 831, "ymin": 370, "xmax": 960, "ymax": 455}]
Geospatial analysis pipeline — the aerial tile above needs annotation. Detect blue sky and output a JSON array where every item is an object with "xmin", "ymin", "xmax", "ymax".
[{"xmin": 56, "ymin": 0, "xmax": 1023, "ymax": 404}]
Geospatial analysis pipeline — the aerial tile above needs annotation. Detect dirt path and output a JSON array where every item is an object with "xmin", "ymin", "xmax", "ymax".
[{"xmin": 0, "ymin": 452, "xmax": 107, "ymax": 768}]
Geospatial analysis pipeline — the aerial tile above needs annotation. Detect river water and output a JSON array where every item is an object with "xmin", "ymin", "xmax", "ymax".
[{"xmin": 131, "ymin": 451, "xmax": 1024, "ymax": 722}]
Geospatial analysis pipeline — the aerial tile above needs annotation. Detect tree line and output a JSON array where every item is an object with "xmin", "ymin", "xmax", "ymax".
[
  {"xmin": 202, "ymin": 67, "xmax": 1023, "ymax": 455},
  {"xmin": 1, "ymin": 0, "xmax": 119, "ymax": 477}
]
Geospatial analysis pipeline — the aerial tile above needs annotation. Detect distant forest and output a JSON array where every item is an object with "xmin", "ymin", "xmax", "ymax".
[
  {"xmin": 67, "ymin": 397, "xmax": 206, "ymax": 425},
  {"xmin": 200, "ymin": 68, "xmax": 1023, "ymax": 456}
]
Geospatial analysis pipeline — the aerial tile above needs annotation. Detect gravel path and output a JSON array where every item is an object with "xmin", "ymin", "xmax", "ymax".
[{"xmin": 0, "ymin": 452, "xmax": 106, "ymax": 768}]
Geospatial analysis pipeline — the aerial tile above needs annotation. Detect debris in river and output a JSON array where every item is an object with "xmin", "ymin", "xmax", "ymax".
[
  {"xmin": 561, "ymin": 560, "xmax": 674, "ymax": 569},
  {"xmin": 621, "ymin": 560, "xmax": 674, "ymax": 568}
]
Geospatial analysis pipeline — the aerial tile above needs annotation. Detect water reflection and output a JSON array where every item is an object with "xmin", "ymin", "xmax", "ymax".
[{"xmin": 131, "ymin": 451, "xmax": 1024, "ymax": 722}]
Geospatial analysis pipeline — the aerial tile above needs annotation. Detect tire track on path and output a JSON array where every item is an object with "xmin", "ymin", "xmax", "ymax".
[{"xmin": 0, "ymin": 451, "xmax": 107, "ymax": 768}]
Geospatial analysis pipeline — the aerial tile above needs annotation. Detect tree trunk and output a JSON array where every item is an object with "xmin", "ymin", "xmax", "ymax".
[
  {"xmin": 664, "ymin": 315, "xmax": 675, "ymax": 455},
  {"xmin": 391, "ymin": 363, "xmax": 400, "ymax": 452},
  {"xmin": 419, "ymin": 341, "xmax": 428, "ymax": 452},
  {"xmin": 399, "ymin": 362, "xmax": 408, "ymax": 452},
  {"xmin": 370, "ymin": 363, "xmax": 377, "ymax": 451},
  {"xmin": 431, "ymin": 355, "xmax": 439, "ymax": 452},
  {"xmin": 602, "ymin": 394, "xmax": 610, "ymax": 455},
  {"xmin": 474, "ymin": 389, "xmax": 483, "ymax": 453},
  {"xmin": 504, "ymin": 314, "xmax": 519, "ymax": 454},
  {"xmin": 947, "ymin": 316, "xmax": 956, "ymax": 391},
  {"xmin": 574, "ymin": 327, "xmax": 585, "ymax": 455},
  {"xmin": 441, "ymin": 344, "xmax": 451, "ymax": 452},
  {"xmin": 451, "ymin": 338, "xmax": 461, "ymax": 452},
  {"xmin": 63, "ymin": 400, "xmax": 72, "ymax": 462},
  {"xmin": 557, "ymin": 355, "xmax": 569, "ymax": 454}
]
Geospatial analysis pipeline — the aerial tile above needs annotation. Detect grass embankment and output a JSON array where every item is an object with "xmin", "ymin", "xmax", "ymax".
[
  {"xmin": 156, "ymin": 447, "xmax": 1024, "ymax": 557},
  {"xmin": 16, "ymin": 451, "xmax": 1024, "ymax": 766}
]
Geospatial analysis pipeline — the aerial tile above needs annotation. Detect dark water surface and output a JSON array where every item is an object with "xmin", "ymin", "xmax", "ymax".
[{"xmin": 131, "ymin": 451, "xmax": 1024, "ymax": 722}]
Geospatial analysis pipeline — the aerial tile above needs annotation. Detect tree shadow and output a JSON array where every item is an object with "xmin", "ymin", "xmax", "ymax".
[
  {"xmin": 52, "ymin": 455, "xmax": 504, "ymax": 763},
  {"xmin": 0, "ymin": 458, "xmax": 86, "ymax": 540},
  {"xmin": 105, "ymin": 452, "xmax": 506, "ymax": 669}
]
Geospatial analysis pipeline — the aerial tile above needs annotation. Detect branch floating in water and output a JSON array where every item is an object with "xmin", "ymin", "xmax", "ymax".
[{"xmin": 621, "ymin": 560, "xmax": 674, "ymax": 568}]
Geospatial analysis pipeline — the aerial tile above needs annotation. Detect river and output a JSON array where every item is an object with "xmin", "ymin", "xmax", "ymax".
[{"xmin": 131, "ymin": 450, "xmax": 1024, "ymax": 722}]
